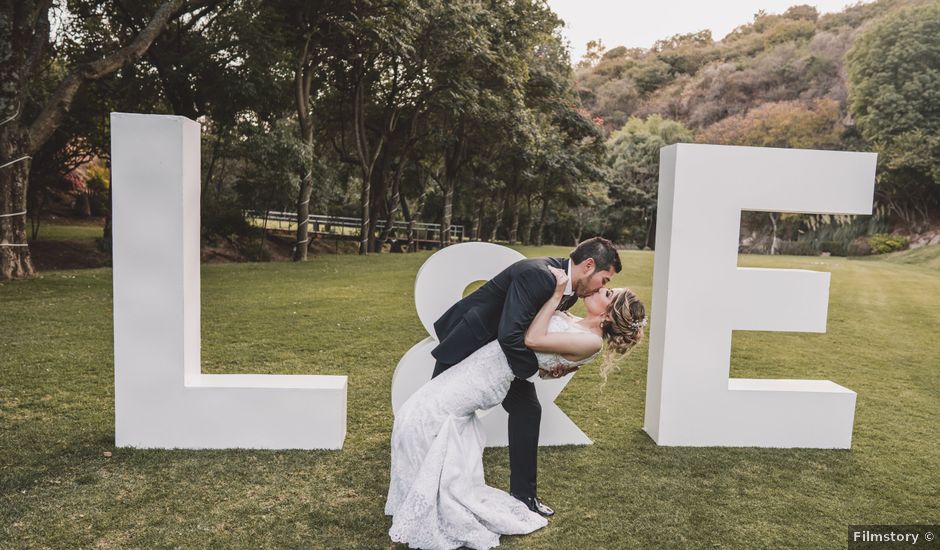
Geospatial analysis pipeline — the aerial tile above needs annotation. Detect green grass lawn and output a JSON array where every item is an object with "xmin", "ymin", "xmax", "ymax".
[
  {"xmin": 857, "ymin": 243, "xmax": 940, "ymax": 271},
  {"xmin": 1, "ymin": 247, "xmax": 938, "ymax": 548},
  {"xmin": 28, "ymin": 221, "xmax": 104, "ymax": 242}
]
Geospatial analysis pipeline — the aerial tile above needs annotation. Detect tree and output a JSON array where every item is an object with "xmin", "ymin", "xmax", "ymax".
[
  {"xmin": 577, "ymin": 39, "xmax": 605, "ymax": 69},
  {"xmin": 0, "ymin": 0, "xmax": 212, "ymax": 280},
  {"xmin": 234, "ymin": 118, "xmax": 304, "ymax": 256},
  {"xmin": 269, "ymin": 0, "xmax": 359, "ymax": 260},
  {"xmin": 422, "ymin": 0, "xmax": 562, "ymax": 248},
  {"xmin": 846, "ymin": 2, "xmax": 940, "ymax": 229},
  {"xmin": 57, "ymin": 0, "xmax": 278, "ymax": 253},
  {"xmin": 605, "ymin": 114, "xmax": 692, "ymax": 248},
  {"xmin": 321, "ymin": 0, "xmax": 430, "ymax": 254},
  {"xmin": 558, "ymin": 180, "xmax": 610, "ymax": 245}
]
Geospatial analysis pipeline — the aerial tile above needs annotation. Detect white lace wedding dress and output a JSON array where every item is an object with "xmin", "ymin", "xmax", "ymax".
[{"xmin": 385, "ymin": 312, "xmax": 598, "ymax": 550}]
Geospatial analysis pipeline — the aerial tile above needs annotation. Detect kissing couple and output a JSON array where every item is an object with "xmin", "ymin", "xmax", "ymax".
[{"xmin": 385, "ymin": 237, "xmax": 648, "ymax": 550}]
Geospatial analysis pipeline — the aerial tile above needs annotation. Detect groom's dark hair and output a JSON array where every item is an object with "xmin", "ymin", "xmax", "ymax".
[{"xmin": 570, "ymin": 236, "xmax": 621, "ymax": 273}]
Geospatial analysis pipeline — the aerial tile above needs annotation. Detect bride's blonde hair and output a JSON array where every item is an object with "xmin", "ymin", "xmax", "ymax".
[{"xmin": 598, "ymin": 288, "xmax": 646, "ymax": 381}]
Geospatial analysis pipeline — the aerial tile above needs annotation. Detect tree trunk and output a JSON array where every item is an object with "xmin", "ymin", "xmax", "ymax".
[
  {"xmin": 402, "ymin": 190, "xmax": 426, "ymax": 252},
  {"xmin": 438, "ymin": 122, "xmax": 466, "ymax": 248},
  {"xmin": 359, "ymin": 172, "xmax": 370, "ymax": 254},
  {"xmin": 644, "ymin": 209, "xmax": 657, "ymax": 250},
  {"xmin": 1, "ymin": 0, "xmax": 191, "ymax": 280},
  {"xmin": 202, "ymin": 127, "xmax": 224, "ymax": 197},
  {"xmin": 354, "ymin": 78, "xmax": 372, "ymax": 255},
  {"xmin": 368, "ymin": 154, "xmax": 390, "ymax": 253},
  {"xmin": 293, "ymin": 35, "xmax": 316, "ymax": 262},
  {"xmin": 260, "ymin": 209, "xmax": 269, "ymax": 254},
  {"xmin": 379, "ymin": 160, "xmax": 405, "ymax": 246},
  {"xmin": 508, "ymin": 192, "xmax": 520, "ymax": 245},
  {"xmin": 369, "ymin": 195, "xmax": 382, "ymax": 252},
  {"xmin": 293, "ymin": 168, "xmax": 314, "ymax": 260},
  {"xmin": 1, "ymin": 2, "xmax": 45, "ymax": 279},
  {"xmin": 0, "ymin": 124, "xmax": 34, "ymax": 279},
  {"xmin": 440, "ymin": 180, "xmax": 454, "ymax": 248},
  {"xmin": 399, "ymin": 192, "xmax": 414, "ymax": 252},
  {"xmin": 378, "ymin": 195, "xmax": 396, "ymax": 248},
  {"xmin": 769, "ymin": 212, "xmax": 778, "ymax": 255},
  {"xmin": 350, "ymin": 69, "xmax": 388, "ymax": 255},
  {"xmin": 529, "ymin": 197, "xmax": 543, "ymax": 245},
  {"xmin": 469, "ymin": 207, "xmax": 478, "ymax": 241},
  {"xmin": 535, "ymin": 194, "xmax": 550, "ymax": 247},
  {"xmin": 506, "ymin": 162, "xmax": 520, "ymax": 244},
  {"xmin": 471, "ymin": 199, "xmax": 485, "ymax": 241},
  {"xmin": 520, "ymin": 194, "xmax": 533, "ymax": 245},
  {"xmin": 78, "ymin": 191, "xmax": 92, "ymax": 217},
  {"xmin": 489, "ymin": 190, "xmax": 505, "ymax": 242},
  {"xmin": 574, "ymin": 208, "xmax": 584, "ymax": 245}
]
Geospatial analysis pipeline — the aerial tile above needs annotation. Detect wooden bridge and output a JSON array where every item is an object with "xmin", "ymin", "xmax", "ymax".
[{"xmin": 248, "ymin": 211, "xmax": 465, "ymax": 250}]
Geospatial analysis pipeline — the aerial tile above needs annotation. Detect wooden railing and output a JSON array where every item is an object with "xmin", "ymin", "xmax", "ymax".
[{"xmin": 247, "ymin": 210, "xmax": 465, "ymax": 245}]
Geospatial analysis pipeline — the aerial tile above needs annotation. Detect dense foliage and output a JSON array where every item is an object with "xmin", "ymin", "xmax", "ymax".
[{"xmin": 3, "ymin": 0, "xmax": 938, "ymax": 279}]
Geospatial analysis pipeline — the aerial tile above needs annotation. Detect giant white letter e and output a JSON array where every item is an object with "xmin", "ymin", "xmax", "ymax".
[{"xmin": 643, "ymin": 144, "xmax": 876, "ymax": 448}]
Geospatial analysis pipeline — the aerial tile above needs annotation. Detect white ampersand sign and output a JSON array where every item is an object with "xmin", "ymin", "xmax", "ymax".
[{"xmin": 391, "ymin": 242, "xmax": 592, "ymax": 446}]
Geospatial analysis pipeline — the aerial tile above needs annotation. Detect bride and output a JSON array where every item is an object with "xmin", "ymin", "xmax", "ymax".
[{"xmin": 386, "ymin": 267, "xmax": 646, "ymax": 550}]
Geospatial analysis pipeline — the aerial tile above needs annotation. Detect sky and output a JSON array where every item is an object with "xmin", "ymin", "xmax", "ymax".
[{"xmin": 546, "ymin": 0, "xmax": 872, "ymax": 62}]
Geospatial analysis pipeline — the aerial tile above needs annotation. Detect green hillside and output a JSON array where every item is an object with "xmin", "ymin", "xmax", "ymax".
[{"xmin": 575, "ymin": 0, "xmax": 927, "ymax": 133}]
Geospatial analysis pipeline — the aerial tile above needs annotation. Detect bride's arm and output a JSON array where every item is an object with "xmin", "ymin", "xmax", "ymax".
[
  {"xmin": 526, "ymin": 330, "xmax": 602, "ymax": 361},
  {"xmin": 524, "ymin": 269, "xmax": 603, "ymax": 361}
]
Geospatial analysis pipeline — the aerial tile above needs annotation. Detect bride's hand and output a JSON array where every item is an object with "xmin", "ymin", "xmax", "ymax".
[
  {"xmin": 547, "ymin": 266, "xmax": 568, "ymax": 296},
  {"xmin": 539, "ymin": 365, "xmax": 579, "ymax": 379}
]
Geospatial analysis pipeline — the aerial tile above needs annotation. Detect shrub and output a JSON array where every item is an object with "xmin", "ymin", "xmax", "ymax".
[
  {"xmin": 776, "ymin": 240, "xmax": 818, "ymax": 256},
  {"xmin": 85, "ymin": 165, "xmax": 110, "ymax": 217},
  {"xmin": 763, "ymin": 19, "xmax": 816, "ymax": 48},
  {"xmin": 819, "ymin": 240, "xmax": 847, "ymax": 256},
  {"xmin": 234, "ymin": 231, "xmax": 273, "ymax": 262},
  {"xmin": 202, "ymin": 197, "xmax": 253, "ymax": 246},
  {"xmin": 847, "ymin": 237, "xmax": 872, "ymax": 256},
  {"xmin": 868, "ymin": 233, "xmax": 909, "ymax": 254}
]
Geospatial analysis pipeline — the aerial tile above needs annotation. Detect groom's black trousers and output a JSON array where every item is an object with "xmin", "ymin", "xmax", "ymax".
[{"xmin": 432, "ymin": 361, "xmax": 540, "ymax": 499}]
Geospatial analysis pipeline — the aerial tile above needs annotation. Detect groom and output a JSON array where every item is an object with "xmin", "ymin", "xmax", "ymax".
[{"xmin": 430, "ymin": 236, "xmax": 622, "ymax": 516}]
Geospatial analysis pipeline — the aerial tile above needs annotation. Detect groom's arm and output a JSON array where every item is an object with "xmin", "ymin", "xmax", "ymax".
[{"xmin": 497, "ymin": 267, "xmax": 555, "ymax": 380}]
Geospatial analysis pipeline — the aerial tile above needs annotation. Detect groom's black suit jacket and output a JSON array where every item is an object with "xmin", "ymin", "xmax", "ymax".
[{"xmin": 431, "ymin": 257, "xmax": 577, "ymax": 380}]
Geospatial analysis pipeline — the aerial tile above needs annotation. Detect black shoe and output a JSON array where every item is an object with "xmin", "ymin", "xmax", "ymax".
[{"xmin": 511, "ymin": 493, "xmax": 555, "ymax": 517}]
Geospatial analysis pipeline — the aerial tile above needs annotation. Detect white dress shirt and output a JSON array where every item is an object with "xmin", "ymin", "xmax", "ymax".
[{"xmin": 563, "ymin": 259, "xmax": 573, "ymax": 297}]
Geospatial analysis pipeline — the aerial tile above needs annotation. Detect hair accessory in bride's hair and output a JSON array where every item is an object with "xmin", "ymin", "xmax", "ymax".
[{"xmin": 626, "ymin": 317, "xmax": 647, "ymax": 331}]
